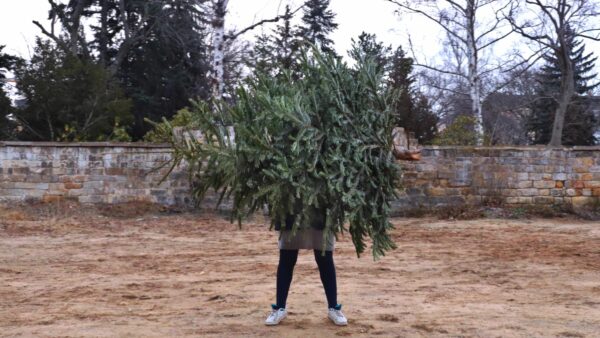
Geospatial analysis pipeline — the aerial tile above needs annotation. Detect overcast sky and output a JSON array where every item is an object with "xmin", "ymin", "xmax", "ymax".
[
  {"xmin": 0, "ymin": 0, "xmax": 437, "ymax": 60},
  {"xmin": 1, "ymin": 0, "xmax": 599, "ymax": 74}
]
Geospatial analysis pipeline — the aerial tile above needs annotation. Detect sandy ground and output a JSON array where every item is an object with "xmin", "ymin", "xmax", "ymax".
[{"xmin": 1, "ymin": 201, "xmax": 600, "ymax": 338}]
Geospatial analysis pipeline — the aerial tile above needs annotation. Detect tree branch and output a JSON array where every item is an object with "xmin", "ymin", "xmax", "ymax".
[
  {"xmin": 414, "ymin": 62, "xmax": 468, "ymax": 79},
  {"xmin": 32, "ymin": 20, "xmax": 70, "ymax": 52},
  {"xmin": 386, "ymin": 0, "xmax": 467, "ymax": 44},
  {"xmin": 225, "ymin": 4, "xmax": 304, "ymax": 41}
]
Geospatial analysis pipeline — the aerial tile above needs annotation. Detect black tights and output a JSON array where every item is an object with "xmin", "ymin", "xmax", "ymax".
[{"xmin": 275, "ymin": 249, "xmax": 337, "ymax": 309}]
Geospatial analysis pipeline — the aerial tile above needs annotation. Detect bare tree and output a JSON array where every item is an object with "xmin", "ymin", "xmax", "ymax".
[
  {"xmin": 507, "ymin": 0, "xmax": 600, "ymax": 147},
  {"xmin": 387, "ymin": 0, "xmax": 532, "ymax": 145},
  {"xmin": 33, "ymin": 0, "xmax": 89, "ymax": 57}
]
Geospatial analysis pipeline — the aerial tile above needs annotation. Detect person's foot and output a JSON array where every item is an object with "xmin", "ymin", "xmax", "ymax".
[
  {"xmin": 328, "ymin": 304, "xmax": 348, "ymax": 326},
  {"xmin": 265, "ymin": 304, "xmax": 287, "ymax": 326}
]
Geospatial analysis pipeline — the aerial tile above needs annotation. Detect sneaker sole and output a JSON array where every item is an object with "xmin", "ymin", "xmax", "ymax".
[{"xmin": 328, "ymin": 316, "xmax": 348, "ymax": 326}]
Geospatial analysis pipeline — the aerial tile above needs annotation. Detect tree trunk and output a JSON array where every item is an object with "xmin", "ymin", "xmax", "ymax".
[
  {"xmin": 68, "ymin": 0, "xmax": 87, "ymax": 56},
  {"xmin": 548, "ymin": 40, "xmax": 575, "ymax": 147},
  {"xmin": 211, "ymin": 0, "xmax": 228, "ymax": 101},
  {"xmin": 99, "ymin": 0, "xmax": 109, "ymax": 67},
  {"xmin": 465, "ymin": 0, "xmax": 484, "ymax": 145}
]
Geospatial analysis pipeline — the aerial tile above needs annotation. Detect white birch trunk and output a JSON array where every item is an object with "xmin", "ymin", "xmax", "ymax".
[
  {"xmin": 466, "ymin": 0, "xmax": 484, "ymax": 145},
  {"xmin": 211, "ymin": 0, "xmax": 228, "ymax": 101}
]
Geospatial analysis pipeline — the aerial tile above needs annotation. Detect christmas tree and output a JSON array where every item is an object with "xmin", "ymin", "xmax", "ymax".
[{"xmin": 155, "ymin": 46, "xmax": 405, "ymax": 259}]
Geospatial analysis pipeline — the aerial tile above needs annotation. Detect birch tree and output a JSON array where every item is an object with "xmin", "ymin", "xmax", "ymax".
[
  {"xmin": 387, "ymin": 0, "xmax": 521, "ymax": 145},
  {"xmin": 507, "ymin": 0, "xmax": 600, "ymax": 147},
  {"xmin": 209, "ymin": 0, "xmax": 228, "ymax": 100}
]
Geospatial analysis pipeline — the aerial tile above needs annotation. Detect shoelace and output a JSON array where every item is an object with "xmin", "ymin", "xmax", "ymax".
[
  {"xmin": 267, "ymin": 309, "xmax": 282, "ymax": 320},
  {"xmin": 330, "ymin": 309, "xmax": 345, "ymax": 319}
]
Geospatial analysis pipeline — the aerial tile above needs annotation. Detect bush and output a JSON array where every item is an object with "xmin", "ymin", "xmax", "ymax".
[{"xmin": 432, "ymin": 115, "xmax": 479, "ymax": 146}]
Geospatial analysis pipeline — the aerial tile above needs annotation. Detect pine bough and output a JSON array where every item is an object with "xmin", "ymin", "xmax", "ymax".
[{"xmin": 151, "ymin": 47, "xmax": 404, "ymax": 259}]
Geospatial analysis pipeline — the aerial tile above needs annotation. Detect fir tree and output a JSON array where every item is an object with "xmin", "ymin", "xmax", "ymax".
[
  {"xmin": 297, "ymin": 0, "xmax": 338, "ymax": 54},
  {"xmin": 12, "ymin": 39, "xmax": 132, "ymax": 141},
  {"xmin": 250, "ymin": 33, "xmax": 277, "ymax": 75},
  {"xmin": 349, "ymin": 32, "xmax": 391, "ymax": 74},
  {"xmin": 155, "ymin": 47, "xmax": 402, "ymax": 259},
  {"xmin": 250, "ymin": 5, "xmax": 298, "ymax": 77},
  {"xmin": 349, "ymin": 35, "xmax": 438, "ymax": 144},
  {"xmin": 117, "ymin": 0, "xmax": 211, "ymax": 140},
  {"xmin": 528, "ymin": 29, "xmax": 599, "ymax": 146},
  {"xmin": 387, "ymin": 46, "xmax": 439, "ymax": 144},
  {"xmin": 272, "ymin": 5, "xmax": 298, "ymax": 72},
  {"xmin": 0, "ymin": 45, "xmax": 21, "ymax": 140}
]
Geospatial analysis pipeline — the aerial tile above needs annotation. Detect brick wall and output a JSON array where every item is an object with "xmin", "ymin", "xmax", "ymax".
[{"xmin": 1, "ymin": 141, "xmax": 599, "ymax": 210}]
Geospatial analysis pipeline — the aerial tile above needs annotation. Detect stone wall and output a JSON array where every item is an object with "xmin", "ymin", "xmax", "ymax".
[
  {"xmin": 0, "ymin": 141, "xmax": 194, "ymax": 206},
  {"xmin": 394, "ymin": 145, "xmax": 600, "ymax": 210},
  {"xmin": 1, "ymin": 141, "xmax": 599, "ymax": 210}
]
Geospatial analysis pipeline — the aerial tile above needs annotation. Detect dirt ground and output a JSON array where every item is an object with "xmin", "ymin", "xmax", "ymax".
[{"xmin": 1, "ymin": 201, "xmax": 599, "ymax": 338}]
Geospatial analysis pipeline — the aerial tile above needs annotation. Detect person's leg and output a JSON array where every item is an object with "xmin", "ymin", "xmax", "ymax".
[
  {"xmin": 313, "ymin": 249, "xmax": 337, "ymax": 309},
  {"xmin": 275, "ymin": 249, "xmax": 299, "ymax": 309}
]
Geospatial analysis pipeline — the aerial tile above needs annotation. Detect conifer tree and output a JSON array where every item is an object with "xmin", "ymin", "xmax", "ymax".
[
  {"xmin": 528, "ymin": 29, "xmax": 599, "ymax": 146},
  {"xmin": 272, "ymin": 5, "xmax": 298, "ymax": 72},
  {"xmin": 250, "ymin": 33, "xmax": 277, "ymax": 75},
  {"xmin": 154, "ymin": 46, "xmax": 402, "ymax": 259},
  {"xmin": 250, "ymin": 5, "xmax": 298, "ymax": 77},
  {"xmin": 349, "ymin": 32, "xmax": 391, "ymax": 74},
  {"xmin": 349, "ymin": 34, "xmax": 438, "ymax": 144},
  {"xmin": 117, "ymin": 0, "xmax": 212, "ymax": 139},
  {"xmin": 387, "ymin": 46, "xmax": 438, "ymax": 144},
  {"xmin": 0, "ymin": 45, "xmax": 21, "ymax": 140},
  {"xmin": 12, "ymin": 39, "xmax": 132, "ymax": 141},
  {"xmin": 297, "ymin": 0, "xmax": 338, "ymax": 54}
]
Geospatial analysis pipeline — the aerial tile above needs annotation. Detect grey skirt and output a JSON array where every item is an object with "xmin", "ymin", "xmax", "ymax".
[{"xmin": 278, "ymin": 226, "xmax": 335, "ymax": 251}]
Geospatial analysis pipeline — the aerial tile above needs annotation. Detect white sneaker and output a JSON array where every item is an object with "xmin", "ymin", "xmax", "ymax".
[
  {"xmin": 265, "ymin": 306, "xmax": 287, "ymax": 326},
  {"xmin": 328, "ymin": 305, "xmax": 348, "ymax": 326}
]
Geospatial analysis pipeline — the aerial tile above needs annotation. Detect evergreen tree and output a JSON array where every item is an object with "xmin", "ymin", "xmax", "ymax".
[
  {"xmin": 528, "ymin": 29, "xmax": 599, "ymax": 145},
  {"xmin": 349, "ymin": 32, "xmax": 391, "ymax": 74},
  {"xmin": 386, "ymin": 45, "xmax": 439, "ymax": 144},
  {"xmin": 12, "ymin": 39, "xmax": 132, "ymax": 141},
  {"xmin": 297, "ymin": 0, "xmax": 338, "ymax": 54},
  {"xmin": 157, "ymin": 47, "xmax": 402, "ymax": 258},
  {"xmin": 37, "ymin": 0, "xmax": 212, "ymax": 140},
  {"xmin": 411, "ymin": 93, "xmax": 439, "ymax": 144},
  {"xmin": 0, "ymin": 45, "xmax": 21, "ymax": 140},
  {"xmin": 272, "ymin": 5, "xmax": 298, "ymax": 72},
  {"xmin": 349, "ymin": 35, "xmax": 438, "ymax": 144},
  {"xmin": 250, "ymin": 5, "xmax": 301, "ymax": 77},
  {"xmin": 250, "ymin": 32, "xmax": 277, "ymax": 75},
  {"xmin": 432, "ymin": 115, "xmax": 478, "ymax": 146},
  {"xmin": 116, "ymin": 0, "xmax": 211, "ymax": 140}
]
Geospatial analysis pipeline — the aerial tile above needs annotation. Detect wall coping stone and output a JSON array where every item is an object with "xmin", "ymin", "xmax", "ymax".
[
  {"xmin": 1, "ymin": 141, "xmax": 599, "ymax": 151},
  {"xmin": 0, "ymin": 141, "xmax": 172, "ymax": 148},
  {"xmin": 424, "ymin": 145, "xmax": 600, "ymax": 151}
]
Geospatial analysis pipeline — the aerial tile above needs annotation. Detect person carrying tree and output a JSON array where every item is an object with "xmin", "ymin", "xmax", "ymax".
[{"xmin": 265, "ymin": 140, "xmax": 421, "ymax": 326}]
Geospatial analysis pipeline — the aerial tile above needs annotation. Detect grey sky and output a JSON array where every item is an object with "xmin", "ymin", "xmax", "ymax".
[
  {"xmin": 0, "ymin": 0, "xmax": 427, "ymax": 59},
  {"xmin": 1, "ymin": 0, "xmax": 599, "ymax": 74}
]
